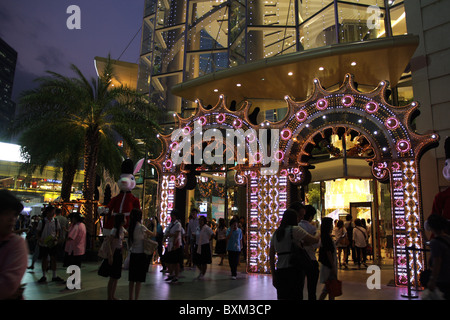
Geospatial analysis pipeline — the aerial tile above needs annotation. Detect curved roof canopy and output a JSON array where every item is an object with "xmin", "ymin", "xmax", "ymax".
[{"xmin": 171, "ymin": 35, "xmax": 419, "ymax": 103}]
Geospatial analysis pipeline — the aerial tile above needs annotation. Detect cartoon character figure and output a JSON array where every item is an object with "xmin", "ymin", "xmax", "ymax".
[
  {"xmin": 103, "ymin": 158, "xmax": 144, "ymax": 235},
  {"xmin": 431, "ymin": 137, "xmax": 450, "ymax": 222}
]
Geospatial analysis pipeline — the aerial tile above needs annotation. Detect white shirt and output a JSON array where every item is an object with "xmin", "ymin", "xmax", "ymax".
[
  {"xmin": 165, "ymin": 220, "xmax": 182, "ymax": 251},
  {"xmin": 130, "ymin": 223, "xmax": 149, "ymax": 254},
  {"xmin": 37, "ymin": 217, "xmax": 61, "ymax": 246},
  {"xmin": 197, "ymin": 225, "xmax": 214, "ymax": 246},
  {"xmin": 110, "ymin": 227, "xmax": 125, "ymax": 250},
  {"xmin": 271, "ymin": 225, "xmax": 309, "ymax": 269},
  {"xmin": 353, "ymin": 226, "xmax": 367, "ymax": 248},
  {"xmin": 187, "ymin": 217, "xmax": 199, "ymax": 239},
  {"xmin": 299, "ymin": 220, "xmax": 319, "ymax": 260}
]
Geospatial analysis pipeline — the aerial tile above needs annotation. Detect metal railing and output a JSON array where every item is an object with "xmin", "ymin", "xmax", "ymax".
[{"xmin": 401, "ymin": 244, "xmax": 430, "ymax": 299}]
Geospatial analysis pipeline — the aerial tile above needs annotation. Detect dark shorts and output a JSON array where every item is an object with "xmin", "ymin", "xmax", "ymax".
[{"xmin": 39, "ymin": 245, "xmax": 57, "ymax": 259}]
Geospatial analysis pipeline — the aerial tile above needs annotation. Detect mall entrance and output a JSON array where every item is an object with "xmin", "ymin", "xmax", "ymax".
[
  {"xmin": 151, "ymin": 74, "xmax": 438, "ymax": 286},
  {"xmin": 303, "ymin": 178, "xmax": 393, "ymax": 267}
]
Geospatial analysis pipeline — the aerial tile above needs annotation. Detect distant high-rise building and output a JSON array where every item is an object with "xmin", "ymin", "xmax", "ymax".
[{"xmin": 0, "ymin": 37, "xmax": 18, "ymax": 141}]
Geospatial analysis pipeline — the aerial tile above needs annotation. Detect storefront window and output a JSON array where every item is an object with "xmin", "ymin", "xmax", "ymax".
[{"xmin": 337, "ymin": 1, "xmax": 387, "ymax": 44}]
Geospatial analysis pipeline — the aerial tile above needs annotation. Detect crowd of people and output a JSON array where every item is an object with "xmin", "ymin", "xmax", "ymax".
[
  {"xmin": 1, "ymin": 188, "xmax": 449, "ymax": 300},
  {"xmin": 94, "ymin": 206, "xmax": 246, "ymax": 299},
  {"xmin": 270, "ymin": 202, "xmax": 450, "ymax": 300}
]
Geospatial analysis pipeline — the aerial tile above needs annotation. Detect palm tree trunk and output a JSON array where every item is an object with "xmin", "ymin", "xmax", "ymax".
[
  {"xmin": 82, "ymin": 128, "xmax": 100, "ymax": 248},
  {"xmin": 61, "ymin": 160, "xmax": 77, "ymax": 202}
]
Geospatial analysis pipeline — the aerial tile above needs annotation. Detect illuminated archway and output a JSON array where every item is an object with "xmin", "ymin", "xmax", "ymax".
[{"xmin": 150, "ymin": 74, "xmax": 439, "ymax": 287}]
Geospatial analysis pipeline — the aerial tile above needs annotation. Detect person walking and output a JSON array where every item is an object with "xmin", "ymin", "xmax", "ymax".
[
  {"xmin": 0, "ymin": 190, "xmax": 28, "ymax": 300},
  {"xmin": 98, "ymin": 213, "xmax": 126, "ymax": 300},
  {"xmin": 318, "ymin": 217, "xmax": 339, "ymax": 300},
  {"xmin": 344, "ymin": 214, "xmax": 355, "ymax": 265},
  {"xmin": 353, "ymin": 218, "xmax": 368, "ymax": 269},
  {"xmin": 55, "ymin": 208, "xmax": 69, "ymax": 260},
  {"xmin": 299, "ymin": 205, "xmax": 320, "ymax": 300},
  {"xmin": 335, "ymin": 220, "xmax": 348, "ymax": 269},
  {"xmin": 269, "ymin": 209, "xmax": 319, "ymax": 300},
  {"xmin": 194, "ymin": 216, "xmax": 214, "ymax": 280},
  {"xmin": 186, "ymin": 208, "xmax": 199, "ymax": 269},
  {"xmin": 215, "ymin": 218, "xmax": 227, "ymax": 266},
  {"xmin": 36, "ymin": 205, "xmax": 64, "ymax": 283},
  {"xmin": 64, "ymin": 211, "xmax": 86, "ymax": 268},
  {"xmin": 163, "ymin": 210, "xmax": 183, "ymax": 283},
  {"xmin": 127, "ymin": 208, "xmax": 156, "ymax": 299},
  {"xmin": 226, "ymin": 218, "xmax": 243, "ymax": 279}
]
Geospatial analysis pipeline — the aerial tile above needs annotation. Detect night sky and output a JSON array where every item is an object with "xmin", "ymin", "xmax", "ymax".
[{"xmin": 0, "ymin": 0, "xmax": 144, "ymax": 104}]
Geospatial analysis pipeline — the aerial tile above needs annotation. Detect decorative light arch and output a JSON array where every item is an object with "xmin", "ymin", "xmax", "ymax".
[{"xmin": 150, "ymin": 74, "xmax": 439, "ymax": 286}]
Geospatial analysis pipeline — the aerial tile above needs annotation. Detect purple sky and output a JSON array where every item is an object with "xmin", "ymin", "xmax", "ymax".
[{"xmin": 0, "ymin": 0, "xmax": 144, "ymax": 104}]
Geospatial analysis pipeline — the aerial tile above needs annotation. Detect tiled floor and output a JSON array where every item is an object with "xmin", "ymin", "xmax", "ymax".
[{"xmin": 21, "ymin": 254, "xmax": 420, "ymax": 301}]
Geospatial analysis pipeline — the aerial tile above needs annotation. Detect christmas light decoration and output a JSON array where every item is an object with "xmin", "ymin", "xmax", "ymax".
[{"xmin": 151, "ymin": 67, "xmax": 436, "ymax": 288}]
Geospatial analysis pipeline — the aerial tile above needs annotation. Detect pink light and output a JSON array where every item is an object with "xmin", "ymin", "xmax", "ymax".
[
  {"xmin": 316, "ymin": 98, "xmax": 328, "ymax": 110},
  {"xmin": 342, "ymin": 95, "xmax": 354, "ymax": 107},
  {"xmin": 396, "ymin": 140, "xmax": 411, "ymax": 153},
  {"xmin": 385, "ymin": 117, "xmax": 399, "ymax": 130},
  {"xmin": 365, "ymin": 101, "xmax": 379, "ymax": 113},
  {"xmin": 296, "ymin": 110, "xmax": 308, "ymax": 122},
  {"xmin": 170, "ymin": 141, "xmax": 179, "ymax": 150},
  {"xmin": 216, "ymin": 113, "xmax": 226, "ymax": 124},
  {"xmin": 274, "ymin": 150, "xmax": 285, "ymax": 161},
  {"xmin": 392, "ymin": 162, "xmax": 401, "ymax": 171},
  {"xmin": 233, "ymin": 118, "xmax": 243, "ymax": 129},
  {"xmin": 281, "ymin": 128, "xmax": 292, "ymax": 140},
  {"xmin": 198, "ymin": 116, "xmax": 207, "ymax": 126},
  {"xmin": 183, "ymin": 126, "xmax": 192, "ymax": 135},
  {"xmin": 246, "ymin": 133, "xmax": 256, "ymax": 143},
  {"xmin": 164, "ymin": 159, "xmax": 173, "ymax": 170},
  {"xmin": 395, "ymin": 199, "xmax": 404, "ymax": 207},
  {"xmin": 253, "ymin": 152, "xmax": 261, "ymax": 163}
]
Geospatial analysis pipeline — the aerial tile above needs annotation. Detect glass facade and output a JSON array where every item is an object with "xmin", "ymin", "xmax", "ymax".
[
  {"xmin": 0, "ymin": 37, "xmax": 18, "ymax": 140},
  {"xmin": 138, "ymin": 0, "xmax": 409, "ymax": 125}
]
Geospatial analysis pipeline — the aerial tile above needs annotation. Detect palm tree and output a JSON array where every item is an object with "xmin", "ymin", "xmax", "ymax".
[
  {"xmin": 16, "ymin": 57, "xmax": 161, "ymax": 241},
  {"xmin": 18, "ymin": 122, "xmax": 84, "ymax": 202}
]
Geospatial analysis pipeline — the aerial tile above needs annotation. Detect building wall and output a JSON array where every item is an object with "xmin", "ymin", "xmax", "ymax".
[
  {"xmin": 0, "ymin": 37, "xmax": 18, "ymax": 141},
  {"xmin": 405, "ymin": 0, "xmax": 450, "ymax": 219}
]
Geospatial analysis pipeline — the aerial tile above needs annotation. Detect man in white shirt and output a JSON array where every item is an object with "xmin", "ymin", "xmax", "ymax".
[
  {"xmin": 163, "ymin": 210, "xmax": 183, "ymax": 283},
  {"xmin": 36, "ymin": 205, "xmax": 64, "ymax": 283},
  {"xmin": 186, "ymin": 208, "xmax": 199, "ymax": 268}
]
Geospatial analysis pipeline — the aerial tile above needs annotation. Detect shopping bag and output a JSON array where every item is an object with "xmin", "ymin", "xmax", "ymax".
[{"xmin": 325, "ymin": 279, "xmax": 342, "ymax": 297}]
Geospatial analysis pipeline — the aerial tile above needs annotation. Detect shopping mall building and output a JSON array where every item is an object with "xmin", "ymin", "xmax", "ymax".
[{"xmin": 134, "ymin": 0, "xmax": 450, "ymax": 287}]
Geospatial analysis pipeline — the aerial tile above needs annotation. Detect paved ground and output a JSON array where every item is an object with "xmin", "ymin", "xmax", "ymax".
[{"xmin": 21, "ymin": 255, "xmax": 418, "ymax": 301}]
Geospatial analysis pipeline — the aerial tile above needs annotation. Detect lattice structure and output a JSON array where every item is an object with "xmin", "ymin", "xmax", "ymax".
[{"xmin": 150, "ymin": 74, "xmax": 438, "ymax": 285}]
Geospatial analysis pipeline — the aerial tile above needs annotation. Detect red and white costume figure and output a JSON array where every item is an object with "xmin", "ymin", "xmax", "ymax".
[
  {"xmin": 103, "ymin": 158, "xmax": 144, "ymax": 235},
  {"xmin": 431, "ymin": 137, "xmax": 450, "ymax": 221}
]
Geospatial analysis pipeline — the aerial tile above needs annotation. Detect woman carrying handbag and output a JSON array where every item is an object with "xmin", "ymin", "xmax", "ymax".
[
  {"xmin": 269, "ymin": 209, "xmax": 319, "ymax": 300},
  {"xmin": 319, "ymin": 217, "xmax": 342, "ymax": 300},
  {"xmin": 127, "ymin": 208, "xmax": 156, "ymax": 300}
]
